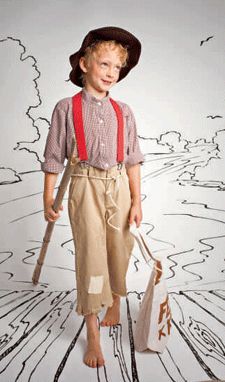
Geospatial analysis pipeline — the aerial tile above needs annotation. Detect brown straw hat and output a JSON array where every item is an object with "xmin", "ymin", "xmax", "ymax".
[{"xmin": 69, "ymin": 26, "xmax": 141, "ymax": 87}]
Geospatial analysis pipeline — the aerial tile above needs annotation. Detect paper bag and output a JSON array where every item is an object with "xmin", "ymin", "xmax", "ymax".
[{"xmin": 129, "ymin": 223, "xmax": 172, "ymax": 353}]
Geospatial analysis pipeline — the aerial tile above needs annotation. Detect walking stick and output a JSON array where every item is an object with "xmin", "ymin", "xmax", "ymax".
[{"xmin": 32, "ymin": 138, "xmax": 79, "ymax": 285}]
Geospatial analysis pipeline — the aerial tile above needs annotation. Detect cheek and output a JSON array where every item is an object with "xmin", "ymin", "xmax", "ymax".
[
  {"xmin": 114, "ymin": 72, "xmax": 120, "ymax": 81},
  {"xmin": 93, "ymin": 67, "xmax": 104, "ymax": 77}
]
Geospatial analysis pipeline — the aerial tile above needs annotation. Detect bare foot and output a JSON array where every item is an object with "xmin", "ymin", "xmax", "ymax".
[
  {"xmin": 100, "ymin": 293, "xmax": 121, "ymax": 326},
  {"xmin": 84, "ymin": 314, "xmax": 105, "ymax": 368}
]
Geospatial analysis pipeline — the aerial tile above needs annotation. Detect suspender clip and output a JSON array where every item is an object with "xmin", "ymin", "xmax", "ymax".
[{"xmin": 79, "ymin": 160, "xmax": 90, "ymax": 169}]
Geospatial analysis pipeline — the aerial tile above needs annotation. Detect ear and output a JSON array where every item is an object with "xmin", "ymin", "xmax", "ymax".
[{"xmin": 79, "ymin": 57, "xmax": 88, "ymax": 73}]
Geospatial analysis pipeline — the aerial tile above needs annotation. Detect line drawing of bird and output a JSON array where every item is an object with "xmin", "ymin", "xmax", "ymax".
[
  {"xmin": 206, "ymin": 115, "xmax": 223, "ymax": 119},
  {"xmin": 200, "ymin": 35, "xmax": 214, "ymax": 46}
]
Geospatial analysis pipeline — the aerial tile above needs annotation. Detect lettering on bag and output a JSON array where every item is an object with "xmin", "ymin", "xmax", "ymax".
[{"xmin": 158, "ymin": 294, "xmax": 172, "ymax": 340}]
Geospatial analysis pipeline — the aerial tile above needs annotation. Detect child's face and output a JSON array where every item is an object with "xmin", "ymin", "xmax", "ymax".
[{"xmin": 79, "ymin": 47, "xmax": 123, "ymax": 95}]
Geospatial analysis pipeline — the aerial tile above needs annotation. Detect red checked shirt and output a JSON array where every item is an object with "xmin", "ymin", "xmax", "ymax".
[{"xmin": 41, "ymin": 87, "xmax": 144, "ymax": 173}]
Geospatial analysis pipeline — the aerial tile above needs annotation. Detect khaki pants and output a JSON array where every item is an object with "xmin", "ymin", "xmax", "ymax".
[{"xmin": 67, "ymin": 162, "xmax": 134, "ymax": 316}]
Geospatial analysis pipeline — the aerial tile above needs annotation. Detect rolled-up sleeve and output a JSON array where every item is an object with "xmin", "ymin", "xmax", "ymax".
[
  {"xmin": 41, "ymin": 102, "xmax": 67, "ymax": 173},
  {"xmin": 125, "ymin": 105, "xmax": 145, "ymax": 169}
]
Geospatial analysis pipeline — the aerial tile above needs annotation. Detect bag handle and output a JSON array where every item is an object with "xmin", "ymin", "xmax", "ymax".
[{"xmin": 129, "ymin": 223, "xmax": 162, "ymax": 273}]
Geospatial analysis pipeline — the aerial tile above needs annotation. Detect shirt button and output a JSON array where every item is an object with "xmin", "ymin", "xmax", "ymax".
[
  {"xmin": 97, "ymin": 101, "xmax": 102, "ymax": 106},
  {"xmin": 105, "ymin": 163, "xmax": 109, "ymax": 168},
  {"xmin": 99, "ymin": 119, "xmax": 103, "ymax": 124},
  {"xmin": 101, "ymin": 143, "xmax": 105, "ymax": 146}
]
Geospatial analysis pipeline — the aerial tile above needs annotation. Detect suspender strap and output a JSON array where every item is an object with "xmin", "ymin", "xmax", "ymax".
[
  {"xmin": 72, "ymin": 91, "xmax": 88, "ymax": 161},
  {"xmin": 72, "ymin": 91, "xmax": 124, "ymax": 162},
  {"xmin": 109, "ymin": 98, "xmax": 124, "ymax": 163}
]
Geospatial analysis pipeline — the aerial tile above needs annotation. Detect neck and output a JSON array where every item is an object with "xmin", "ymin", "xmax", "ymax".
[{"xmin": 84, "ymin": 85, "xmax": 108, "ymax": 100}]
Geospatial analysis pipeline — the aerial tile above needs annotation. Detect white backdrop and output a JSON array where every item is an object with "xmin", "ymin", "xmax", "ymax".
[{"xmin": 0, "ymin": 1, "xmax": 225, "ymax": 381}]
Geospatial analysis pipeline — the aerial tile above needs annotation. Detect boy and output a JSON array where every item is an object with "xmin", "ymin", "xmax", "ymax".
[{"xmin": 41, "ymin": 26, "xmax": 144, "ymax": 368}]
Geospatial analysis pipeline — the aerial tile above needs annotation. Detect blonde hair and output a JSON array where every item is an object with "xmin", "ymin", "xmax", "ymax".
[{"xmin": 80, "ymin": 40, "xmax": 129, "ymax": 85}]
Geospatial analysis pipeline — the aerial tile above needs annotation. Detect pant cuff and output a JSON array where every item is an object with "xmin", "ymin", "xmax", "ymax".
[{"xmin": 75, "ymin": 298, "xmax": 114, "ymax": 316}]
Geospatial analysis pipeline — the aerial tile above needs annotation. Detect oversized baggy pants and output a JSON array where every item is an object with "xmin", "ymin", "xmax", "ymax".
[{"xmin": 67, "ymin": 162, "xmax": 135, "ymax": 316}]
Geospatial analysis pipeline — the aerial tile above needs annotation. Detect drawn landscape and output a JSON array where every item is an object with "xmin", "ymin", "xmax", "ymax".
[{"xmin": 0, "ymin": 19, "xmax": 224, "ymax": 382}]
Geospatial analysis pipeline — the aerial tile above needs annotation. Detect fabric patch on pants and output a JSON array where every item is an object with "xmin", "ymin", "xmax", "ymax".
[{"xmin": 88, "ymin": 275, "xmax": 104, "ymax": 294}]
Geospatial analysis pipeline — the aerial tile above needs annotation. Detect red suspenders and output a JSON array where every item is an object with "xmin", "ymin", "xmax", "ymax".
[
  {"xmin": 109, "ymin": 98, "xmax": 124, "ymax": 163},
  {"xmin": 72, "ymin": 91, "xmax": 124, "ymax": 163},
  {"xmin": 72, "ymin": 91, "xmax": 88, "ymax": 161}
]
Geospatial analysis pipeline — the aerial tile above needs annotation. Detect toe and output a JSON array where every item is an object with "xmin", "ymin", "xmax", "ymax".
[
  {"xmin": 84, "ymin": 359, "xmax": 89, "ymax": 366},
  {"xmin": 99, "ymin": 354, "xmax": 105, "ymax": 364},
  {"xmin": 98, "ymin": 358, "xmax": 105, "ymax": 367},
  {"xmin": 87, "ymin": 359, "xmax": 91, "ymax": 367}
]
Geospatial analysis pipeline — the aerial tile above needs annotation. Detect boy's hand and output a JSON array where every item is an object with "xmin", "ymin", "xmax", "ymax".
[
  {"xmin": 126, "ymin": 164, "xmax": 142, "ymax": 228},
  {"xmin": 128, "ymin": 201, "xmax": 142, "ymax": 228},
  {"xmin": 44, "ymin": 198, "xmax": 63, "ymax": 222}
]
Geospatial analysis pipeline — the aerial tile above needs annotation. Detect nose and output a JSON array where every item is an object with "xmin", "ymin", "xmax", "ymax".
[{"xmin": 106, "ymin": 66, "xmax": 114, "ymax": 78}]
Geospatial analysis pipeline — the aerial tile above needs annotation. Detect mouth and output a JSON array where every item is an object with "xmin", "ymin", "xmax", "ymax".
[{"xmin": 102, "ymin": 79, "xmax": 112, "ymax": 85}]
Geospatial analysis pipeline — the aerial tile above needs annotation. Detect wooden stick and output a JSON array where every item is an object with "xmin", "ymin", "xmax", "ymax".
[{"xmin": 32, "ymin": 138, "xmax": 79, "ymax": 285}]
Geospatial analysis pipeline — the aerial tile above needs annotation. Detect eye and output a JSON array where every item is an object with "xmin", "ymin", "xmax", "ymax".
[{"xmin": 101, "ymin": 62, "xmax": 108, "ymax": 67}]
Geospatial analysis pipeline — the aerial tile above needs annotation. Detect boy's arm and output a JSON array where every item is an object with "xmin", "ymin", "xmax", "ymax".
[
  {"xmin": 124, "ymin": 104, "xmax": 144, "ymax": 227},
  {"xmin": 41, "ymin": 102, "xmax": 67, "ymax": 174},
  {"xmin": 41, "ymin": 101, "xmax": 67, "ymax": 221},
  {"xmin": 43, "ymin": 172, "xmax": 63, "ymax": 222},
  {"xmin": 126, "ymin": 163, "xmax": 142, "ymax": 227}
]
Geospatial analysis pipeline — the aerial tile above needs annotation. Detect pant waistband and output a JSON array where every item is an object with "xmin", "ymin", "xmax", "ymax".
[{"xmin": 71, "ymin": 162, "xmax": 126, "ymax": 178}]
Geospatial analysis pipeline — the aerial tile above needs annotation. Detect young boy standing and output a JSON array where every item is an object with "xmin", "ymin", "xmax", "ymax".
[{"xmin": 41, "ymin": 26, "xmax": 144, "ymax": 368}]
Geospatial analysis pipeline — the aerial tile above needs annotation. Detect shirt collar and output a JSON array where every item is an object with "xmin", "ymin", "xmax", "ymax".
[{"xmin": 81, "ymin": 87, "xmax": 110, "ymax": 105}]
